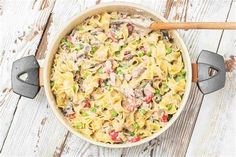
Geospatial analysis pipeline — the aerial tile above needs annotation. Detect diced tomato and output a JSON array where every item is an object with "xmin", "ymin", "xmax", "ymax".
[
  {"xmin": 84, "ymin": 100, "xmax": 91, "ymax": 108},
  {"xmin": 144, "ymin": 95, "xmax": 154, "ymax": 103},
  {"xmin": 129, "ymin": 136, "xmax": 141, "ymax": 143},
  {"xmin": 109, "ymin": 130, "xmax": 121, "ymax": 141},
  {"xmin": 161, "ymin": 112, "xmax": 168, "ymax": 123}
]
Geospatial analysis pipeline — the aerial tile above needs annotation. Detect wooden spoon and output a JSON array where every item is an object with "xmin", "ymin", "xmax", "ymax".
[{"xmin": 149, "ymin": 22, "xmax": 236, "ymax": 30}]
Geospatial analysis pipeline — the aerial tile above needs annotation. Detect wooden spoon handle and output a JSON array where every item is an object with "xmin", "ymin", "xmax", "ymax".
[{"xmin": 149, "ymin": 22, "xmax": 236, "ymax": 30}]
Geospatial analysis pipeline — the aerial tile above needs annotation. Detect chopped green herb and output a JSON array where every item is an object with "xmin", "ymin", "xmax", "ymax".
[
  {"xmin": 166, "ymin": 104, "xmax": 172, "ymax": 110},
  {"xmin": 116, "ymin": 67, "xmax": 123, "ymax": 75},
  {"xmin": 180, "ymin": 69, "xmax": 186, "ymax": 75},
  {"xmin": 98, "ymin": 68, "xmax": 103, "ymax": 74},
  {"xmin": 111, "ymin": 111, "xmax": 118, "ymax": 117},
  {"xmin": 133, "ymin": 122, "xmax": 139, "ymax": 129},
  {"xmin": 50, "ymin": 81, "xmax": 55, "ymax": 87},
  {"xmin": 136, "ymin": 38, "xmax": 141, "ymax": 44},
  {"xmin": 82, "ymin": 112, "xmax": 88, "ymax": 117},
  {"xmin": 129, "ymin": 132, "xmax": 135, "ymax": 136},
  {"xmin": 121, "ymin": 44, "xmax": 128, "ymax": 48},
  {"xmin": 105, "ymin": 86, "xmax": 111, "ymax": 91},
  {"xmin": 101, "ymin": 82, "xmax": 106, "ymax": 87},
  {"xmin": 162, "ymin": 83, "xmax": 169, "ymax": 90},
  {"xmin": 90, "ymin": 107, "xmax": 96, "ymax": 113},
  {"xmin": 91, "ymin": 47, "xmax": 98, "ymax": 54},
  {"xmin": 155, "ymin": 89, "xmax": 160, "ymax": 95},
  {"xmin": 75, "ymin": 122, "xmax": 84, "ymax": 129},
  {"xmin": 77, "ymin": 66, "xmax": 81, "ymax": 72},
  {"xmin": 63, "ymin": 38, "xmax": 74, "ymax": 48},
  {"xmin": 115, "ymin": 50, "xmax": 121, "ymax": 56},
  {"xmin": 166, "ymin": 47, "xmax": 172, "ymax": 54},
  {"xmin": 76, "ymin": 45, "xmax": 81, "ymax": 50},
  {"xmin": 147, "ymin": 50, "xmax": 152, "ymax": 57},
  {"xmin": 115, "ymin": 34, "xmax": 121, "ymax": 39},
  {"xmin": 155, "ymin": 96, "xmax": 162, "ymax": 103},
  {"xmin": 138, "ymin": 51, "xmax": 145, "ymax": 57},
  {"xmin": 176, "ymin": 75, "xmax": 185, "ymax": 81},
  {"xmin": 72, "ymin": 85, "xmax": 77, "ymax": 93},
  {"xmin": 139, "ymin": 109, "xmax": 147, "ymax": 115}
]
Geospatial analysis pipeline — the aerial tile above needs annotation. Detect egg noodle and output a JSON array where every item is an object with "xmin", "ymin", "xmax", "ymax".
[{"xmin": 50, "ymin": 12, "xmax": 186, "ymax": 144}]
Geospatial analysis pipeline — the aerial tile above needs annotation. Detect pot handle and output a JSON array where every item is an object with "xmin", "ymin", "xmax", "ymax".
[
  {"xmin": 11, "ymin": 55, "xmax": 43, "ymax": 99},
  {"xmin": 192, "ymin": 50, "xmax": 226, "ymax": 94}
]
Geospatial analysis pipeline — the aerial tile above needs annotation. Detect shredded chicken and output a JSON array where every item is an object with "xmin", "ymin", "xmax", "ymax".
[
  {"xmin": 134, "ymin": 88, "xmax": 144, "ymax": 98},
  {"xmin": 143, "ymin": 83, "xmax": 155, "ymax": 96},
  {"xmin": 110, "ymin": 72, "xmax": 116, "ymax": 86},
  {"xmin": 132, "ymin": 65, "xmax": 146, "ymax": 78}
]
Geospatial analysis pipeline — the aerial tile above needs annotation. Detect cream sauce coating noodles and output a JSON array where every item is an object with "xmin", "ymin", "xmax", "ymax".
[{"xmin": 50, "ymin": 12, "xmax": 186, "ymax": 144}]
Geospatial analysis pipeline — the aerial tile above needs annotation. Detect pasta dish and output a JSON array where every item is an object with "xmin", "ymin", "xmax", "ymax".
[{"xmin": 50, "ymin": 12, "xmax": 186, "ymax": 144}]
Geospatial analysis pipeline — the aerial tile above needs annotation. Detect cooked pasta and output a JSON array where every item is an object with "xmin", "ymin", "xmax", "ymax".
[{"xmin": 50, "ymin": 12, "xmax": 186, "ymax": 144}]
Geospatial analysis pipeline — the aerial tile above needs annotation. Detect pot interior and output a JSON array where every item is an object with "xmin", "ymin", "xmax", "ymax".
[{"xmin": 44, "ymin": 2, "xmax": 192, "ymax": 148}]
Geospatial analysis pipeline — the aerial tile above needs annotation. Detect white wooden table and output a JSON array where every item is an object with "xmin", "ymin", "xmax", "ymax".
[{"xmin": 0, "ymin": 0, "xmax": 235, "ymax": 156}]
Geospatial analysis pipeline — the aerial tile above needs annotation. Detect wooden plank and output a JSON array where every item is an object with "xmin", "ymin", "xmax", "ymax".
[
  {"xmin": 0, "ymin": 0, "xmax": 55, "ymax": 152},
  {"xmin": 0, "ymin": 90, "xmax": 69, "ymax": 156},
  {"xmin": 186, "ymin": 1, "xmax": 236, "ymax": 156},
  {"xmin": 0, "ymin": 0, "xmax": 58, "ymax": 155}
]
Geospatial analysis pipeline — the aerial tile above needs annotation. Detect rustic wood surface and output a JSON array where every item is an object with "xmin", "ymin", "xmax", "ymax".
[{"xmin": 0, "ymin": 0, "xmax": 235, "ymax": 157}]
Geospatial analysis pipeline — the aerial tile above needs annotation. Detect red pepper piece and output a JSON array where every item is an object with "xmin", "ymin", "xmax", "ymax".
[
  {"xmin": 145, "ymin": 95, "xmax": 154, "ymax": 103},
  {"xmin": 109, "ymin": 130, "xmax": 120, "ymax": 141},
  {"xmin": 161, "ymin": 113, "xmax": 168, "ymax": 123},
  {"xmin": 129, "ymin": 136, "xmax": 141, "ymax": 142}
]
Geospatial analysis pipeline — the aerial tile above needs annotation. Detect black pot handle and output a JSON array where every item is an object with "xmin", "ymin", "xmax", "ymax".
[
  {"xmin": 192, "ymin": 50, "xmax": 226, "ymax": 94},
  {"xmin": 11, "ymin": 55, "xmax": 41, "ymax": 99}
]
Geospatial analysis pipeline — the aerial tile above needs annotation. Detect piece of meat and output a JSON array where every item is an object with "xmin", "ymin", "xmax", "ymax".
[
  {"xmin": 124, "ymin": 51, "xmax": 134, "ymax": 60},
  {"xmin": 122, "ymin": 95, "xmax": 137, "ymax": 112},
  {"xmin": 136, "ymin": 98, "xmax": 143, "ymax": 107},
  {"xmin": 134, "ymin": 88, "xmax": 144, "ymax": 98},
  {"xmin": 124, "ymin": 86, "xmax": 135, "ymax": 98},
  {"xmin": 103, "ymin": 60, "xmax": 113, "ymax": 74},
  {"xmin": 143, "ymin": 83, "xmax": 155, "ymax": 96},
  {"xmin": 132, "ymin": 65, "xmax": 146, "ymax": 78},
  {"xmin": 110, "ymin": 72, "xmax": 116, "ymax": 86}
]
